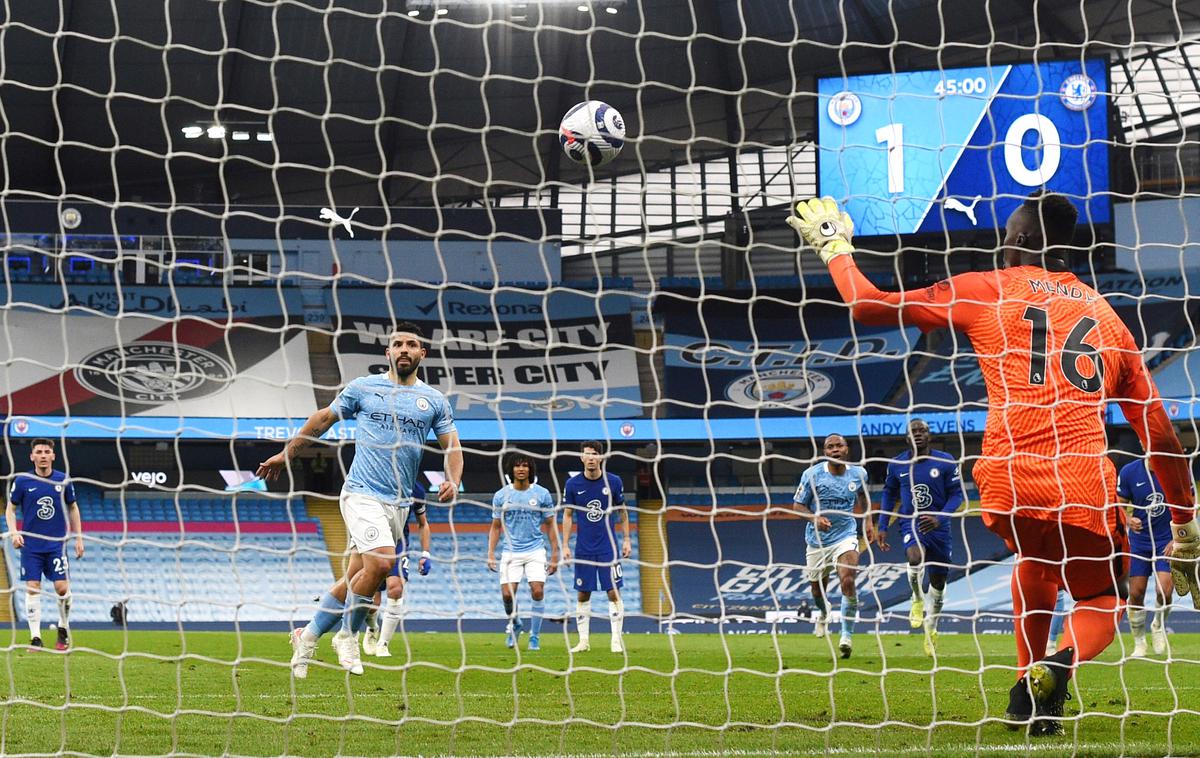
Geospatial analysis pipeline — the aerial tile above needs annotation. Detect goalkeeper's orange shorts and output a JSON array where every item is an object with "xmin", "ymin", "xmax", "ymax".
[{"xmin": 982, "ymin": 510, "xmax": 1130, "ymax": 601}]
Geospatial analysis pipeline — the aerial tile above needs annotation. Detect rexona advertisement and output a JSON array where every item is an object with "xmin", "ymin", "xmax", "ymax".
[{"xmin": 330, "ymin": 289, "xmax": 642, "ymax": 419}]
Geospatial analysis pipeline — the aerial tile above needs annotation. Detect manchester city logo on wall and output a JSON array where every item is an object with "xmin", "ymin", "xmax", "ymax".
[
  {"xmin": 75, "ymin": 342, "xmax": 234, "ymax": 404},
  {"xmin": 726, "ymin": 369, "xmax": 834, "ymax": 408}
]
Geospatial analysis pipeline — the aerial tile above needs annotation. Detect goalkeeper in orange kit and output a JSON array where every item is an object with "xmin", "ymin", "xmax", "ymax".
[{"xmin": 788, "ymin": 191, "xmax": 1200, "ymax": 736}]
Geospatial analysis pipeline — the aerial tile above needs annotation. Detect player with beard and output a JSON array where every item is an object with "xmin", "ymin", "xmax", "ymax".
[{"xmin": 258, "ymin": 322, "xmax": 462, "ymax": 679}]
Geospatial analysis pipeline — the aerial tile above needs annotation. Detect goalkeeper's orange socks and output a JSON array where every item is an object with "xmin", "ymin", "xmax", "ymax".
[
  {"xmin": 1062, "ymin": 594, "xmax": 1123, "ymax": 666},
  {"xmin": 1011, "ymin": 560, "xmax": 1059, "ymax": 676}
]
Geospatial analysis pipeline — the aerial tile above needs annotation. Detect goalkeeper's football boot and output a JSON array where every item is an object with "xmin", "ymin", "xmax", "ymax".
[
  {"xmin": 838, "ymin": 633, "xmax": 852, "ymax": 659},
  {"xmin": 55, "ymin": 627, "xmax": 69, "ymax": 651},
  {"xmin": 332, "ymin": 629, "xmax": 365, "ymax": 675},
  {"xmin": 908, "ymin": 595, "xmax": 925, "ymax": 630},
  {"xmin": 290, "ymin": 628, "xmax": 317, "ymax": 680},
  {"xmin": 570, "ymin": 640, "xmax": 590, "ymax": 653},
  {"xmin": 1004, "ymin": 676, "xmax": 1033, "ymax": 730},
  {"xmin": 29, "ymin": 636, "xmax": 43, "ymax": 651},
  {"xmin": 1027, "ymin": 647, "xmax": 1074, "ymax": 737}
]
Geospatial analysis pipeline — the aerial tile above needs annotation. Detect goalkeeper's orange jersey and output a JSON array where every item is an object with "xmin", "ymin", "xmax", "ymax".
[{"xmin": 828, "ymin": 257, "xmax": 1194, "ymax": 536}]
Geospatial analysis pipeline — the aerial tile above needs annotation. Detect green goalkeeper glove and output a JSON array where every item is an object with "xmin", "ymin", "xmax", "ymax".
[
  {"xmin": 1170, "ymin": 518, "xmax": 1200, "ymax": 605},
  {"xmin": 786, "ymin": 196, "xmax": 855, "ymax": 264}
]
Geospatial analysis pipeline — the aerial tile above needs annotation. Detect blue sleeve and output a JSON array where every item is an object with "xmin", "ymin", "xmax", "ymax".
[
  {"xmin": 329, "ymin": 380, "xmax": 361, "ymax": 420},
  {"xmin": 412, "ymin": 482, "xmax": 426, "ymax": 502},
  {"xmin": 8, "ymin": 478, "xmax": 21, "ymax": 507},
  {"xmin": 1116, "ymin": 465, "xmax": 1131, "ymax": 501},
  {"xmin": 941, "ymin": 461, "xmax": 965, "ymax": 515},
  {"xmin": 611, "ymin": 475, "xmax": 625, "ymax": 506},
  {"xmin": 541, "ymin": 490, "xmax": 556, "ymax": 522},
  {"xmin": 879, "ymin": 463, "xmax": 900, "ymax": 530},
  {"xmin": 432, "ymin": 394, "xmax": 457, "ymax": 436},
  {"xmin": 64, "ymin": 481, "xmax": 77, "ymax": 505},
  {"xmin": 491, "ymin": 491, "xmax": 503, "ymax": 520}
]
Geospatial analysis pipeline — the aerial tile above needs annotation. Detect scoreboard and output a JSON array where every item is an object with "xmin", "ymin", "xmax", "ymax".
[{"xmin": 817, "ymin": 59, "xmax": 1111, "ymax": 237}]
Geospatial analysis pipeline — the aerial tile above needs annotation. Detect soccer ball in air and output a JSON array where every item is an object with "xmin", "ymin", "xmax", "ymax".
[{"xmin": 559, "ymin": 100, "xmax": 625, "ymax": 167}]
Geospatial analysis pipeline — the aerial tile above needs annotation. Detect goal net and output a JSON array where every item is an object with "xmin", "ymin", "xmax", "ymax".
[{"xmin": 0, "ymin": 1, "xmax": 1198, "ymax": 755}]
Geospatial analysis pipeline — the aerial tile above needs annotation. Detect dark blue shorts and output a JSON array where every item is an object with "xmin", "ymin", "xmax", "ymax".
[
  {"xmin": 1128, "ymin": 539, "xmax": 1166, "ymax": 573},
  {"xmin": 1129, "ymin": 542, "xmax": 1170, "ymax": 577},
  {"xmin": 573, "ymin": 553, "xmax": 623, "ymax": 593},
  {"xmin": 903, "ymin": 530, "xmax": 953, "ymax": 578},
  {"xmin": 20, "ymin": 549, "xmax": 68, "ymax": 582}
]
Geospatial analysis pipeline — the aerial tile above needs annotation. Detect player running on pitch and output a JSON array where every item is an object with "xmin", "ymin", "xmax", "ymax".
[
  {"xmin": 793, "ymin": 433, "xmax": 874, "ymax": 659},
  {"xmin": 789, "ymin": 191, "xmax": 1199, "ymax": 736},
  {"xmin": 487, "ymin": 452, "xmax": 560, "ymax": 651},
  {"xmin": 877, "ymin": 418, "xmax": 965, "ymax": 655},
  {"xmin": 258, "ymin": 322, "xmax": 461, "ymax": 679}
]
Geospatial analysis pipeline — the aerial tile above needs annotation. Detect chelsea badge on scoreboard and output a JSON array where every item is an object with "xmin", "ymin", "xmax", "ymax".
[{"xmin": 1059, "ymin": 74, "xmax": 1097, "ymax": 111}]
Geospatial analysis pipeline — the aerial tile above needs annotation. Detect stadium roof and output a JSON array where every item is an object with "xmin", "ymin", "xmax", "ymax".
[{"xmin": 1, "ymin": 0, "xmax": 1195, "ymax": 208}]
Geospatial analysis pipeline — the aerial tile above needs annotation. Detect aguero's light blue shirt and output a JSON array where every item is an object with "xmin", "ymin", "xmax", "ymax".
[
  {"xmin": 794, "ymin": 461, "xmax": 868, "ymax": 549},
  {"xmin": 492, "ymin": 483, "xmax": 556, "ymax": 554},
  {"xmin": 330, "ymin": 375, "xmax": 456, "ymax": 505}
]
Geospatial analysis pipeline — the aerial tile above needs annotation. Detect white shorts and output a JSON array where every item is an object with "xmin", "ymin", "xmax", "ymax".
[
  {"xmin": 341, "ymin": 491, "xmax": 410, "ymax": 553},
  {"xmin": 805, "ymin": 536, "xmax": 859, "ymax": 582},
  {"xmin": 499, "ymin": 548, "xmax": 548, "ymax": 585}
]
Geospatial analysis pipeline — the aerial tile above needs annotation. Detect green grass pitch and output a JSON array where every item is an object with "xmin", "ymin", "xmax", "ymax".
[{"xmin": 1, "ymin": 629, "xmax": 1196, "ymax": 756}]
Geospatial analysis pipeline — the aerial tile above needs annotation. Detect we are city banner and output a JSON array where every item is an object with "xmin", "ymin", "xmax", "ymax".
[
  {"xmin": 0, "ymin": 310, "xmax": 316, "ymax": 418},
  {"xmin": 330, "ymin": 288, "xmax": 642, "ymax": 419},
  {"xmin": 658, "ymin": 298, "xmax": 921, "ymax": 417}
]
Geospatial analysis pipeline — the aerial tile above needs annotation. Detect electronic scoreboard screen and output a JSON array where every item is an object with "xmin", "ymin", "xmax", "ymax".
[{"xmin": 817, "ymin": 59, "xmax": 1110, "ymax": 237}]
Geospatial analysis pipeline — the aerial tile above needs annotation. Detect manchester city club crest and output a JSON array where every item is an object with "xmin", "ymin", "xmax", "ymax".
[
  {"xmin": 726, "ymin": 369, "xmax": 834, "ymax": 408},
  {"xmin": 75, "ymin": 342, "xmax": 233, "ymax": 404},
  {"xmin": 827, "ymin": 91, "xmax": 862, "ymax": 126},
  {"xmin": 416, "ymin": 397, "xmax": 431, "ymax": 412}
]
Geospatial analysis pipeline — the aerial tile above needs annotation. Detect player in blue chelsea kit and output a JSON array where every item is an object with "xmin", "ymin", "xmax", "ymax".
[
  {"xmin": 362, "ymin": 482, "xmax": 432, "ymax": 659},
  {"xmin": 876, "ymin": 419, "xmax": 965, "ymax": 656},
  {"xmin": 561, "ymin": 440, "xmax": 632, "ymax": 654},
  {"xmin": 259, "ymin": 323, "xmax": 462, "ymax": 679},
  {"xmin": 487, "ymin": 452, "xmax": 560, "ymax": 651},
  {"xmin": 793, "ymin": 434, "xmax": 874, "ymax": 659},
  {"xmin": 6, "ymin": 439, "xmax": 84, "ymax": 651},
  {"xmin": 1117, "ymin": 458, "xmax": 1175, "ymax": 657}
]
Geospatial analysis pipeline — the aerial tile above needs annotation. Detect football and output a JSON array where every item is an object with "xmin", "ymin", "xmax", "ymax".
[{"xmin": 559, "ymin": 100, "xmax": 625, "ymax": 167}]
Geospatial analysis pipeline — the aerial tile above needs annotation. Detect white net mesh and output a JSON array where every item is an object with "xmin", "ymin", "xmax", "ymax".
[{"xmin": 0, "ymin": 1, "xmax": 1197, "ymax": 755}]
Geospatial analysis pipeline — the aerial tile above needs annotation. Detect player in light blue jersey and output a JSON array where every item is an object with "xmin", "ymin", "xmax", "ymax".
[
  {"xmin": 258, "ymin": 322, "xmax": 462, "ymax": 679},
  {"xmin": 876, "ymin": 419, "xmax": 965, "ymax": 655},
  {"xmin": 793, "ymin": 434, "xmax": 873, "ymax": 659},
  {"xmin": 487, "ymin": 452, "xmax": 560, "ymax": 652}
]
